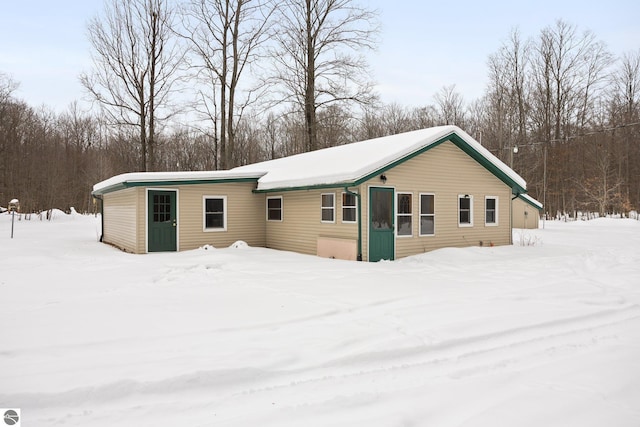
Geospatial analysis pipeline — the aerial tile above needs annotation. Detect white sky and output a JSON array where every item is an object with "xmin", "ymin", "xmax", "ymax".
[{"xmin": 1, "ymin": 0, "xmax": 639, "ymax": 112}]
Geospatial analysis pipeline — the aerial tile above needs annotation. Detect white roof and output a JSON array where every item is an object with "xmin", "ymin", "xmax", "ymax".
[
  {"xmin": 519, "ymin": 193, "xmax": 543, "ymax": 209},
  {"xmin": 233, "ymin": 125, "xmax": 526, "ymax": 191},
  {"xmin": 93, "ymin": 125, "xmax": 527, "ymax": 194},
  {"xmin": 93, "ymin": 170, "xmax": 266, "ymax": 193}
]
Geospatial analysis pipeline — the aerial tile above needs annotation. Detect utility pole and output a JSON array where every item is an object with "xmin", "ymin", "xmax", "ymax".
[{"xmin": 543, "ymin": 145, "xmax": 547, "ymax": 229}]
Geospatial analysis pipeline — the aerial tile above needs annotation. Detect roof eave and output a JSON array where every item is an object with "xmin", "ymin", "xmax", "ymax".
[
  {"xmin": 252, "ymin": 181, "xmax": 357, "ymax": 194},
  {"xmin": 518, "ymin": 194, "xmax": 544, "ymax": 210},
  {"xmin": 92, "ymin": 177, "xmax": 261, "ymax": 196}
]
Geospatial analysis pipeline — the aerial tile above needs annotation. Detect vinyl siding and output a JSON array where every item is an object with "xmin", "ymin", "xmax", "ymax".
[
  {"xmin": 513, "ymin": 198, "xmax": 540, "ymax": 229},
  {"xmin": 176, "ymin": 182, "xmax": 266, "ymax": 250},
  {"xmin": 103, "ymin": 187, "xmax": 140, "ymax": 253},
  {"xmin": 360, "ymin": 140, "xmax": 513, "ymax": 261},
  {"xmin": 100, "ymin": 139, "xmax": 516, "ymax": 259},
  {"xmin": 265, "ymin": 190, "xmax": 358, "ymax": 256}
]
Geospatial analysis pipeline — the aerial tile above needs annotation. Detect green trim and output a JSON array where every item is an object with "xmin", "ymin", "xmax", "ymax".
[
  {"xmin": 354, "ymin": 132, "xmax": 526, "ymax": 195},
  {"xmin": 252, "ymin": 181, "xmax": 355, "ymax": 194},
  {"xmin": 518, "ymin": 194, "xmax": 543, "ymax": 211},
  {"xmin": 92, "ymin": 177, "xmax": 260, "ymax": 196}
]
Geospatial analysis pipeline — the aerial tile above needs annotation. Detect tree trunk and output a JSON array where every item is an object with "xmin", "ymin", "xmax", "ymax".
[{"xmin": 304, "ymin": 0, "xmax": 317, "ymax": 152}]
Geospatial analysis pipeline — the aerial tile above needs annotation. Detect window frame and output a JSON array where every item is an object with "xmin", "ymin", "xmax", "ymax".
[
  {"xmin": 458, "ymin": 194, "xmax": 474, "ymax": 227},
  {"xmin": 203, "ymin": 195, "xmax": 227, "ymax": 232},
  {"xmin": 396, "ymin": 192, "xmax": 413, "ymax": 237},
  {"xmin": 266, "ymin": 196, "xmax": 283, "ymax": 222},
  {"xmin": 419, "ymin": 193, "xmax": 435, "ymax": 236},
  {"xmin": 341, "ymin": 192, "xmax": 357, "ymax": 223},
  {"xmin": 320, "ymin": 193, "xmax": 336, "ymax": 223},
  {"xmin": 485, "ymin": 196, "xmax": 499, "ymax": 226}
]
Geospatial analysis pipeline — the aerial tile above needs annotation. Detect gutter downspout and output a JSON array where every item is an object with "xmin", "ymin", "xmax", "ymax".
[{"xmin": 344, "ymin": 187, "xmax": 362, "ymax": 261}]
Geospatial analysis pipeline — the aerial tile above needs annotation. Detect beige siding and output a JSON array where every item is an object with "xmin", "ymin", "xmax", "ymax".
[
  {"xmin": 103, "ymin": 182, "xmax": 264, "ymax": 254},
  {"xmin": 176, "ymin": 182, "xmax": 266, "ymax": 250},
  {"xmin": 103, "ymin": 187, "xmax": 140, "ymax": 253},
  {"xmin": 265, "ymin": 190, "xmax": 358, "ymax": 256},
  {"xmin": 360, "ymin": 141, "xmax": 513, "ymax": 261},
  {"xmin": 513, "ymin": 198, "xmax": 540, "ymax": 229},
  {"xmin": 135, "ymin": 188, "xmax": 147, "ymax": 253}
]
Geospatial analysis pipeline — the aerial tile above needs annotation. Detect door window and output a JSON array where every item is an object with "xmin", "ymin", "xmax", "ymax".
[{"xmin": 371, "ymin": 190, "xmax": 392, "ymax": 229}]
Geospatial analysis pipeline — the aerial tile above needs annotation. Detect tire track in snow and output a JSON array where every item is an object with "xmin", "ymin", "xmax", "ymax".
[
  {"xmin": 235, "ymin": 303, "xmax": 640, "ymax": 391},
  {"xmin": 5, "ymin": 303, "xmax": 639, "ymax": 410}
]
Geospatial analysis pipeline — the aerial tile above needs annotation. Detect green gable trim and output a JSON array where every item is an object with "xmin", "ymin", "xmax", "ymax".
[
  {"xmin": 448, "ymin": 134, "xmax": 527, "ymax": 196},
  {"xmin": 92, "ymin": 177, "xmax": 260, "ymax": 196},
  {"xmin": 518, "ymin": 195, "xmax": 543, "ymax": 211},
  {"xmin": 353, "ymin": 132, "xmax": 526, "ymax": 195}
]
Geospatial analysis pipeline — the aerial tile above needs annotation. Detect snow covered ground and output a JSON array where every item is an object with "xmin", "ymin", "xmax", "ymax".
[{"xmin": 1, "ymin": 212, "xmax": 639, "ymax": 426}]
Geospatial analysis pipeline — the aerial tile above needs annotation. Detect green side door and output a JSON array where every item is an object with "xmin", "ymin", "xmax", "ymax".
[
  {"xmin": 369, "ymin": 187, "xmax": 395, "ymax": 262},
  {"xmin": 148, "ymin": 190, "xmax": 177, "ymax": 252}
]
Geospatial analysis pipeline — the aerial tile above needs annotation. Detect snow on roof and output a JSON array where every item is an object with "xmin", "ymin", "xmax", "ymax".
[
  {"xmin": 519, "ymin": 193, "xmax": 543, "ymax": 209},
  {"xmin": 93, "ymin": 125, "xmax": 527, "ymax": 195},
  {"xmin": 93, "ymin": 170, "xmax": 266, "ymax": 193},
  {"xmin": 233, "ymin": 125, "xmax": 527, "ymax": 191}
]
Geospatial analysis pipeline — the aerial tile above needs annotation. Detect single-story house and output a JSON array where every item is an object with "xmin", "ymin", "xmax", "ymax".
[
  {"xmin": 513, "ymin": 194, "xmax": 543, "ymax": 229},
  {"xmin": 92, "ymin": 125, "xmax": 528, "ymax": 261}
]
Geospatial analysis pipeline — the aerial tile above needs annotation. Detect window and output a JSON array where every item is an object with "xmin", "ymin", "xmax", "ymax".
[
  {"xmin": 267, "ymin": 196, "xmax": 282, "ymax": 221},
  {"xmin": 321, "ymin": 193, "xmax": 335, "ymax": 223},
  {"xmin": 485, "ymin": 196, "xmax": 498, "ymax": 226},
  {"xmin": 420, "ymin": 193, "xmax": 435, "ymax": 236},
  {"xmin": 204, "ymin": 196, "xmax": 226, "ymax": 231},
  {"xmin": 153, "ymin": 193, "xmax": 171, "ymax": 223},
  {"xmin": 397, "ymin": 193, "xmax": 412, "ymax": 236},
  {"xmin": 459, "ymin": 195, "xmax": 473, "ymax": 226},
  {"xmin": 342, "ymin": 192, "xmax": 357, "ymax": 223}
]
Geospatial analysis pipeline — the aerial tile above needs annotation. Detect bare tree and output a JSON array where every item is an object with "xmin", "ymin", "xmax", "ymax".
[
  {"xmin": 270, "ymin": 0, "xmax": 378, "ymax": 152},
  {"xmin": 0, "ymin": 73, "xmax": 18, "ymax": 104},
  {"xmin": 180, "ymin": 0, "xmax": 276, "ymax": 169},
  {"xmin": 261, "ymin": 111, "xmax": 284, "ymax": 160},
  {"xmin": 531, "ymin": 20, "xmax": 608, "ymax": 141},
  {"xmin": 81, "ymin": 0, "xmax": 184, "ymax": 171},
  {"xmin": 434, "ymin": 84, "xmax": 465, "ymax": 126},
  {"xmin": 527, "ymin": 20, "xmax": 613, "ymax": 215},
  {"xmin": 609, "ymin": 50, "xmax": 640, "ymax": 211},
  {"xmin": 484, "ymin": 28, "xmax": 531, "ymax": 157},
  {"xmin": 576, "ymin": 136, "xmax": 623, "ymax": 216},
  {"xmin": 0, "ymin": 73, "xmax": 20, "ymax": 204}
]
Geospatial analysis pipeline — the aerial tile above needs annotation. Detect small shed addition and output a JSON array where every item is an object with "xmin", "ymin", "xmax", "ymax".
[
  {"xmin": 92, "ymin": 171, "xmax": 266, "ymax": 253},
  {"xmin": 513, "ymin": 194, "xmax": 543, "ymax": 229}
]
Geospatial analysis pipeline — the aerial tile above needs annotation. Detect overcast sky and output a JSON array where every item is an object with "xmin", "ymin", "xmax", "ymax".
[{"xmin": 1, "ymin": 0, "xmax": 639, "ymax": 112}]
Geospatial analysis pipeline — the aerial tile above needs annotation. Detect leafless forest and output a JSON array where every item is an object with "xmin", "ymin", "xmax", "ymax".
[{"xmin": 1, "ymin": 0, "xmax": 638, "ymax": 218}]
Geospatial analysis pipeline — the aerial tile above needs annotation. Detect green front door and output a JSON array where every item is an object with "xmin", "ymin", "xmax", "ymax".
[
  {"xmin": 148, "ymin": 190, "xmax": 177, "ymax": 252},
  {"xmin": 369, "ymin": 187, "xmax": 395, "ymax": 262}
]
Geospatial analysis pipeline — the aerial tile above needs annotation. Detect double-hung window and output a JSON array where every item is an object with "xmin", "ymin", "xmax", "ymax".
[
  {"xmin": 485, "ymin": 196, "xmax": 498, "ymax": 226},
  {"xmin": 420, "ymin": 193, "xmax": 435, "ymax": 236},
  {"xmin": 397, "ymin": 193, "xmax": 412, "ymax": 236},
  {"xmin": 321, "ymin": 193, "xmax": 335, "ymax": 223},
  {"xmin": 267, "ymin": 196, "xmax": 282, "ymax": 221},
  {"xmin": 342, "ymin": 192, "xmax": 357, "ymax": 223},
  {"xmin": 204, "ymin": 196, "xmax": 226, "ymax": 231},
  {"xmin": 458, "ymin": 195, "xmax": 473, "ymax": 227}
]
